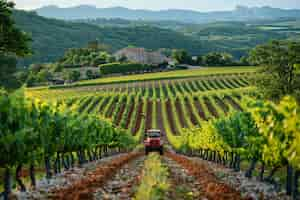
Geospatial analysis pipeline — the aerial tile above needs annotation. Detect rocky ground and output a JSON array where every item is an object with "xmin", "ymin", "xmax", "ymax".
[
  {"xmin": 94, "ymin": 156, "xmax": 146, "ymax": 200},
  {"xmin": 94, "ymin": 154, "xmax": 205, "ymax": 200},
  {"xmin": 15, "ymin": 153, "xmax": 136, "ymax": 200},
  {"xmin": 10, "ymin": 151, "xmax": 293, "ymax": 200},
  {"xmin": 189, "ymin": 156, "xmax": 291, "ymax": 200},
  {"xmin": 163, "ymin": 156, "xmax": 204, "ymax": 200}
]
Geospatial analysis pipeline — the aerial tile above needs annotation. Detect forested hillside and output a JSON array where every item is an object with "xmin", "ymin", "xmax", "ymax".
[
  {"xmin": 13, "ymin": 10, "xmax": 206, "ymax": 66},
  {"xmin": 13, "ymin": 10, "xmax": 293, "ymax": 66}
]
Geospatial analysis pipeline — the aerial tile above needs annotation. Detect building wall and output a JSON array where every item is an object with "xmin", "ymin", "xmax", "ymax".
[{"xmin": 114, "ymin": 48, "xmax": 168, "ymax": 65}]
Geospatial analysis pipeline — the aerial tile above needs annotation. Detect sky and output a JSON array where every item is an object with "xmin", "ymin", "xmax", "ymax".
[{"xmin": 14, "ymin": 0, "xmax": 300, "ymax": 11}]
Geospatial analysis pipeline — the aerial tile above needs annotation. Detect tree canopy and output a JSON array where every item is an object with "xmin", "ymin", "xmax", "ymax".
[
  {"xmin": 0, "ymin": 0, "xmax": 31, "ymax": 57},
  {"xmin": 249, "ymin": 40, "xmax": 300, "ymax": 101},
  {"xmin": 0, "ymin": 0, "xmax": 31, "ymax": 89}
]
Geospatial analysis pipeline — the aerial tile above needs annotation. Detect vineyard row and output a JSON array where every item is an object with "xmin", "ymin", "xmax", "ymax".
[
  {"xmin": 27, "ymin": 74, "xmax": 251, "ymax": 101},
  {"xmin": 67, "ymin": 90, "xmax": 243, "ymax": 138}
]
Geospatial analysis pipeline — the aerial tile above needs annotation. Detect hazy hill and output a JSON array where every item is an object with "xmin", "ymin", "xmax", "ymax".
[
  {"xmin": 35, "ymin": 5, "xmax": 300, "ymax": 23},
  {"xmin": 13, "ymin": 10, "xmax": 207, "ymax": 66},
  {"xmin": 13, "ymin": 9, "xmax": 291, "ymax": 66}
]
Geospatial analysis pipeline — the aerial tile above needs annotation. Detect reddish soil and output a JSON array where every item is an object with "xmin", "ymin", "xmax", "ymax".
[
  {"xmin": 214, "ymin": 80, "xmax": 226, "ymax": 90},
  {"xmin": 220, "ymin": 79, "xmax": 234, "ymax": 89},
  {"xmin": 155, "ymin": 87, "xmax": 160, "ymax": 98},
  {"xmin": 145, "ymin": 100, "xmax": 153, "ymax": 131},
  {"xmin": 169, "ymin": 84, "xmax": 176, "ymax": 96},
  {"xmin": 166, "ymin": 152, "xmax": 243, "ymax": 200},
  {"xmin": 207, "ymin": 80, "xmax": 218, "ymax": 90},
  {"xmin": 182, "ymin": 82, "xmax": 192, "ymax": 93},
  {"xmin": 148, "ymin": 88, "xmax": 153, "ymax": 97},
  {"xmin": 162, "ymin": 86, "xmax": 168, "ymax": 97},
  {"xmin": 193, "ymin": 98, "xmax": 207, "ymax": 121},
  {"xmin": 115, "ymin": 101, "xmax": 126, "ymax": 126},
  {"xmin": 174, "ymin": 83, "xmax": 183, "ymax": 93},
  {"xmin": 203, "ymin": 97, "xmax": 219, "ymax": 118},
  {"xmin": 78, "ymin": 97, "xmax": 93, "ymax": 113},
  {"xmin": 225, "ymin": 96, "xmax": 243, "ymax": 111},
  {"xmin": 98, "ymin": 96, "xmax": 111, "ymax": 113},
  {"xmin": 166, "ymin": 100, "xmax": 179, "ymax": 135},
  {"xmin": 185, "ymin": 99, "xmax": 198, "ymax": 125},
  {"xmin": 213, "ymin": 96, "xmax": 229, "ymax": 114},
  {"xmin": 132, "ymin": 101, "xmax": 144, "ymax": 135},
  {"xmin": 51, "ymin": 152, "xmax": 142, "ymax": 200},
  {"xmin": 201, "ymin": 81, "xmax": 211, "ymax": 90},
  {"xmin": 87, "ymin": 97, "xmax": 102, "ymax": 114},
  {"xmin": 234, "ymin": 77, "xmax": 248, "ymax": 87},
  {"xmin": 188, "ymin": 81, "xmax": 198, "ymax": 92},
  {"xmin": 195, "ymin": 81, "xmax": 205, "ymax": 91},
  {"xmin": 234, "ymin": 78, "xmax": 245, "ymax": 87},
  {"xmin": 141, "ymin": 88, "xmax": 146, "ymax": 96},
  {"xmin": 175, "ymin": 99, "xmax": 188, "ymax": 128},
  {"xmin": 227, "ymin": 79, "xmax": 240, "ymax": 88},
  {"xmin": 156, "ymin": 100, "xmax": 166, "ymax": 135},
  {"xmin": 125, "ymin": 100, "xmax": 135, "ymax": 129},
  {"xmin": 105, "ymin": 97, "xmax": 118, "ymax": 118}
]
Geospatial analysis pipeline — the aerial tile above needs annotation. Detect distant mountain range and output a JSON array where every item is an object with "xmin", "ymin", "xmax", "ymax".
[{"xmin": 35, "ymin": 5, "xmax": 300, "ymax": 23}]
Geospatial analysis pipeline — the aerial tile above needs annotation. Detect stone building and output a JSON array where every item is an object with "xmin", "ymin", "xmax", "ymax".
[{"xmin": 114, "ymin": 47, "xmax": 170, "ymax": 65}]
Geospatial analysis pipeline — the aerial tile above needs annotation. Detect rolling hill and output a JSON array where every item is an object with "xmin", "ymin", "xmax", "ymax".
[
  {"xmin": 35, "ymin": 5, "xmax": 300, "ymax": 23},
  {"xmin": 13, "ymin": 10, "xmax": 206, "ymax": 66},
  {"xmin": 13, "ymin": 10, "xmax": 292, "ymax": 66}
]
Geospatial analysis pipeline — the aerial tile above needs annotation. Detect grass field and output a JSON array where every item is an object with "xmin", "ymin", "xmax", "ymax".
[{"xmin": 46, "ymin": 66, "xmax": 258, "ymax": 89}]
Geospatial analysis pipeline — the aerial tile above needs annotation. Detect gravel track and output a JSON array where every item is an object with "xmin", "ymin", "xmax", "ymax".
[
  {"xmin": 94, "ymin": 156, "xmax": 146, "ymax": 200},
  {"xmin": 163, "ymin": 156, "xmax": 204, "ymax": 200},
  {"xmin": 13, "ymin": 150, "xmax": 290, "ymax": 200}
]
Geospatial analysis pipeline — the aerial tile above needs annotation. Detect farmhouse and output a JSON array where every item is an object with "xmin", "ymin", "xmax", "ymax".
[{"xmin": 114, "ymin": 47, "xmax": 170, "ymax": 65}]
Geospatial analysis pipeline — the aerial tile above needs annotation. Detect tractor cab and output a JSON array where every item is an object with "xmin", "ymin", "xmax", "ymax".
[{"xmin": 144, "ymin": 129, "xmax": 163, "ymax": 155}]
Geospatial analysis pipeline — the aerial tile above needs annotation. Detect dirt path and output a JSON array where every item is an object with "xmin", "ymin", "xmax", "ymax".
[
  {"xmin": 16, "ymin": 152, "xmax": 140, "ymax": 200},
  {"xmin": 163, "ymin": 156, "xmax": 203, "ymax": 200},
  {"xmin": 189, "ymin": 156, "xmax": 291, "ymax": 200},
  {"xmin": 15, "ymin": 150, "xmax": 289, "ymax": 200},
  {"xmin": 94, "ymin": 156, "xmax": 146, "ymax": 200},
  {"xmin": 50, "ymin": 152, "xmax": 142, "ymax": 200},
  {"xmin": 166, "ymin": 152, "xmax": 243, "ymax": 200}
]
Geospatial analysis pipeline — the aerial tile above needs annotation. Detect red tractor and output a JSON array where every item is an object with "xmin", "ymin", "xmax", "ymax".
[{"xmin": 144, "ymin": 129, "xmax": 164, "ymax": 155}]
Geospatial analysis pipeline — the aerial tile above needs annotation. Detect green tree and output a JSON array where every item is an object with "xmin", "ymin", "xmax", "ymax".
[
  {"xmin": 37, "ymin": 69, "xmax": 53, "ymax": 82},
  {"xmin": 172, "ymin": 49, "xmax": 192, "ymax": 64},
  {"xmin": 239, "ymin": 56, "xmax": 250, "ymax": 66},
  {"xmin": 0, "ymin": 54, "xmax": 18, "ymax": 88},
  {"xmin": 196, "ymin": 55, "xmax": 203, "ymax": 65},
  {"xmin": 29, "ymin": 63, "xmax": 43, "ymax": 73},
  {"xmin": 118, "ymin": 55, "xmax": 128, "ymax": 62},
  {"xmin": 64, "ymin": 70, "xmax": 81, "ymax": 82},
  {"xmin": 0, "ymin": 0, "xmax": 31, "ymax": 89},
  {"xmin": 202, "ymin": 52, "xmax": 234, "ymax": 66},
  {"xmin": 86, "ymin": 69, "xmax": 94, "ymax": 79},
  {"xmin": 0, "ymin": 0, "xmax": 31, "ymax": 56},
  {"xmin": 249, "ymin": 40, "xmax": 300, "ymax": 101}
]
